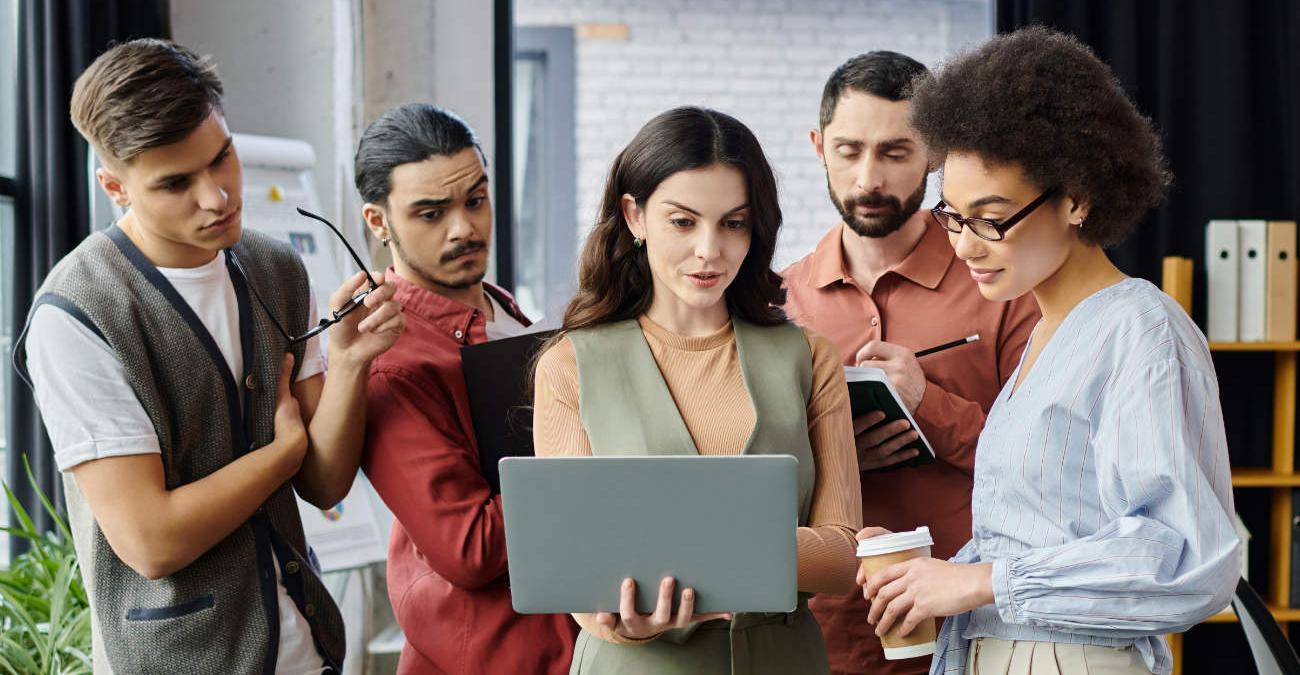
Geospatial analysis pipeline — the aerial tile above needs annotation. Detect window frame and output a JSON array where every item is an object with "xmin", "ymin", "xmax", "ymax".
[
  {"xmin": 0, "ymin": 0, "xmax": 20, "ymax": 566},
  {"xmin": 511, "ymin": 26, "xmax": 577, "ymax": 323},
  {"xmin": 0, "ymin": 0, "xmax": 15, "ymax": 193}
]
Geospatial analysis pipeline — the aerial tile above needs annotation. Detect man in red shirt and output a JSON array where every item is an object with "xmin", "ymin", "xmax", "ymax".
[
  {"xmin": 355, "ymin": 103, "xmax": 576, "ymax": 674},
  {"xmin": 781, "ymin": 52, "xmax": 1039, "ymax": 675}
]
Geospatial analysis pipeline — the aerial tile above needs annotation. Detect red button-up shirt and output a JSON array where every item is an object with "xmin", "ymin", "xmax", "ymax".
[
  {"xmin": 362, "ymin": 269, "xmax": 577, "ymax": 675},
  {"xmin": 782, "ymin": 221, "xmax": 1039, "ymax": 675}
]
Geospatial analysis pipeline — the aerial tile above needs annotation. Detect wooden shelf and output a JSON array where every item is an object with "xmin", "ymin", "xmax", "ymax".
[
  {"xmin": 1153, "ymin": 271, "xmax": 1300, "ymax": 674},
  {"xmin": 1232, "ymin": 468, "xmax": 1300, "ymax": 487},
  {"xmin": 1209, "ymin": 341, "xmax": 1300, "ymax": 352},
  {"xmin": 1204, "ymin": 605, "xmax": 1300, "ymax": 623}
]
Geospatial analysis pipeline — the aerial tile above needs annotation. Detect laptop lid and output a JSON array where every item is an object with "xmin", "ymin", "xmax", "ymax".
[{"xmin": 500, "ymin": 455, "xmax": 799, "ymax": 614}]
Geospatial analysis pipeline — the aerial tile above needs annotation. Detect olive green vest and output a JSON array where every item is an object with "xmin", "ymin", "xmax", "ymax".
[{"xmin": 566, "ymin": 318, "xmax": 831, "ymax": 675}]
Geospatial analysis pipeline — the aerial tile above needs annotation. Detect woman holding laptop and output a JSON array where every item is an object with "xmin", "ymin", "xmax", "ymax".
[
  {"xmin": 856, "ymin": 27, "xmax": 1240, "ymax": 674},
  {"xmin": 532, "ymin": 106, "xmax": 861, "ymax": 674}
]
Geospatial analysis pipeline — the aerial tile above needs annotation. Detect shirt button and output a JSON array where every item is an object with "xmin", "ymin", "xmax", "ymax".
[
  {"xmin": 244, "ymin": 374, "xmax": 256, "ymax": 390},
  {"xmin": 870, "ymin": 317, "xmax": 879, "ymax": 326},
  {"xmin": 454, "ymin": 329, "xmax": 464, "ymax": 340},
  {"xmin": 285, "ymin": 561, "xmax": 300, "ymax": 575},
  {"xmin": 304, "ymin": 603, "xmax": 317, "ymax": 618}
]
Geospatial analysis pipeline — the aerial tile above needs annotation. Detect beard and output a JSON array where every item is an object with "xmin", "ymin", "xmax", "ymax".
[
  {"xmin": 391, "ymin": 233, "xmax": 488, "ymax": 290},
  {"xmin": 830, "ymin": 175, "xmax": 927, "ymax": 239}
]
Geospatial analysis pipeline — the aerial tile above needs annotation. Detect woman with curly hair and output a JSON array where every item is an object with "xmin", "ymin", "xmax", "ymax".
[
  {"xmin": 532, "ymin": 106, "xmax": 862, "ymax": 674},
  {"xmin": 856, "ymin": 27, "xmax": 1240, "ymax": 675}
]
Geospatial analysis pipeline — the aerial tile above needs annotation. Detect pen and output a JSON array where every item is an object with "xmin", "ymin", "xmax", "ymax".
[{"xmin": 914, "ymin": 334, "xmax": 980, "ymax": 358}]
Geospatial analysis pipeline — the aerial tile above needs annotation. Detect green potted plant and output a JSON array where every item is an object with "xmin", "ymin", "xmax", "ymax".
[{"xmin": 0, "ymin": 458, "xmax": 91, "ymax": 674}]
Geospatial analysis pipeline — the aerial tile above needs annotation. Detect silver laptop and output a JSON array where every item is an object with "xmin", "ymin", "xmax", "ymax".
[{"xmin": 500, "ymin": 455, "xmax": 799, "ymax": 615}]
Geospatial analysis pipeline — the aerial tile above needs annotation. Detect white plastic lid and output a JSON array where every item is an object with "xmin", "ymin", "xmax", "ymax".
[{"xmin": 856, "ymin": 526, "xmax": 934, "ymax": 557}]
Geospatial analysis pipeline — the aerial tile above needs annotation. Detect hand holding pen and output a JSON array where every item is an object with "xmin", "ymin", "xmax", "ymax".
[{"xmin": 852, "ymin": 333, "xmax": 980, "ymax": 470}]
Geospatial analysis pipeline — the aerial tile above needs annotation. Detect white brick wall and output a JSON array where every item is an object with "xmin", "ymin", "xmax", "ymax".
[{"xmin": 517, "ymin": 0, "xmax": 992, "ymax": 269}]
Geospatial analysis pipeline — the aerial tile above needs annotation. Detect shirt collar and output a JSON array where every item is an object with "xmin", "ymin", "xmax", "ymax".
[
  {"xmin": 806, "ymin": 214, "xmax": 952, "ymax": 291},
  {"xmin": 890, "ymin": 215, "xmax": 954, "ymax": 290},
  {"xmin": 807, "ymin": 223, "xmax": 853, "ymax": 289},
  {"xmin": 387, "ymin": 267, "xmax": 530, "ymax": 340}
]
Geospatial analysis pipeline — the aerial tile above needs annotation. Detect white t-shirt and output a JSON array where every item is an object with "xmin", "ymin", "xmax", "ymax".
[
  {"xmin": 484, "ymin": 291, "xmax": 532, "ymax": 341},
  {"xmin": 25, "ymin": 250, "xmax": 327, "ymax": 674}
]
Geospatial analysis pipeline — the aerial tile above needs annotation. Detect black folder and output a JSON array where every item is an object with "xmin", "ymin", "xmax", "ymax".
[{"xmin": 460, "ymin": 330, "xmax": 558, "ymax": 494}]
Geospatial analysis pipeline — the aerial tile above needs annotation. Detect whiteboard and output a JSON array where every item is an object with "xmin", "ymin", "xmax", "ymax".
[
  {"xmin": 234, "ymin": 132, "xmax": 349, "ymax": 315},
  {"xmin": 232, "ymin": 132, "xmax": 391, "ymax": 571}
]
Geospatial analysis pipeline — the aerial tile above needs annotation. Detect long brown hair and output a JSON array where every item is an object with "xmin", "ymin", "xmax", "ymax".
[{"xmin": 560, "ymin": 106, "xmax": 787, "ymax": 335}]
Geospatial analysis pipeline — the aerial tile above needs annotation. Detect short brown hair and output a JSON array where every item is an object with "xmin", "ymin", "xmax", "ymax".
[{"xmin": 70, "ymin": 38, "xmax": 224, "ymax": 164}]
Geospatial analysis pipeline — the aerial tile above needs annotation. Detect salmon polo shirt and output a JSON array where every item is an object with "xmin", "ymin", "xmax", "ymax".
[{"xmin": 781, "ymin": 220, "xmax": 1039, "ymax": 675}]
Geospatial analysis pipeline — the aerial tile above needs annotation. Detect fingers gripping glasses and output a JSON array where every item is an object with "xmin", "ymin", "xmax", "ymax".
[{"xmin": 228, "ymin": 208, "xmax": 379, "ymax": 345}]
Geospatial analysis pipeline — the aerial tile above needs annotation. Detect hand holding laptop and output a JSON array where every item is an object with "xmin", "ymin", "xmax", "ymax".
[{"xmin": 594, "ymin": 576, "xmax": 732, "ymax": 640}]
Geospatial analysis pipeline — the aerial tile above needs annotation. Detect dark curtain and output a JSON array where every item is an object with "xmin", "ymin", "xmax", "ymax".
[
  {"xmin": 9, "ymin": 0, "xmax": 169, "ymax": 557},
  {"xmin": 997, "ymin": 2, "xmax": 1300, "ymax": 670},
  {"xmin": 995, "ymin": 0, "xmax": 1300, "ymax": 322},
  {"xmin": 994, "ymin": 1, "xmax": 1300, "ymax": 465}
]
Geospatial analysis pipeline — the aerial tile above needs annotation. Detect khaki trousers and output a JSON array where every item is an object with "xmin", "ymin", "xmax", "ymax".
[{"xmin": 967, "ymin": 638, "xmax": 1152, "ymax": 675}]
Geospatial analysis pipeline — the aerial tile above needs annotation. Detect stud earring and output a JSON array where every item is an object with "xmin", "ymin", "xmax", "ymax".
[{"xmin": 633, "ymin": 237, "xmax": 644, "ymax": 248}]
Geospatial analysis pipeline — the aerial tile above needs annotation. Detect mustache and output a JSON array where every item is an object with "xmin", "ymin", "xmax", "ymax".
[
  {"xmin": 847, "ymin": 192, "xmax": 902, "ymax": 211},
  {"xmin": 440, "ymin": 240, "xmax": 487, "ymax": 263}
]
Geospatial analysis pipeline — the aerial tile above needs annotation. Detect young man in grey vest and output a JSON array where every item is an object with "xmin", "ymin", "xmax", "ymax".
[{"xmin": 12, "ymin": 39, "xmax": 404, "ymax": 674}]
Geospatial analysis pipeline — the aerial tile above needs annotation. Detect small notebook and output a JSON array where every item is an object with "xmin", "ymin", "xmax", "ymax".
[{"xmin": 844, "ymin": 366, "xmax": 936, "ymax": 469}]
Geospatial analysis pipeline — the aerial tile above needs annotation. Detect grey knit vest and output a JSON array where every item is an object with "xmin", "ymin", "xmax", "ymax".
[{"xmin": 13, "ymin": 227, "xmax": 346, "ymax": 674}]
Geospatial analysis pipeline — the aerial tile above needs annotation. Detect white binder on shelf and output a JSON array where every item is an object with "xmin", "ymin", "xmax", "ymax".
[
  {"xmin": 1206, "ymin": 220, "xmax": 1239, "ymax": 342},
  {"xmin": 1239, "ymin": 220, "xmax": 1268, "ymax": 342}
]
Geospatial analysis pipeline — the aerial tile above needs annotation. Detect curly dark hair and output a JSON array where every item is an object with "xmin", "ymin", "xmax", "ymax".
[{"xmin": 910, "ymin": 26, "xmax": 1171, "ymax": 247}]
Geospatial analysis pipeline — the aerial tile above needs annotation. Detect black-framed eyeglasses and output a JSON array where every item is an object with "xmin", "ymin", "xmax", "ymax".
[
  {"xmin": 229, "ymin": 207, "xmax": 379, "ymax": 345},
  {"xmin": 931, "ymin": 187, "xmax": 1061, "ymax": 241}
]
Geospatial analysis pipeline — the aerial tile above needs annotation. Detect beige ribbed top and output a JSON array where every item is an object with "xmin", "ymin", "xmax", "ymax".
[{"xmin": 533, "ymin": 315, "xmax": 862, "ymax": 644}]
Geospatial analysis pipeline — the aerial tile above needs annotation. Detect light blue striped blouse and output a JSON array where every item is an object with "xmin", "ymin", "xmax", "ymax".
[{"xmin": 930, "ymin": 278, "xmax": 1241, "ymax": 675}]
